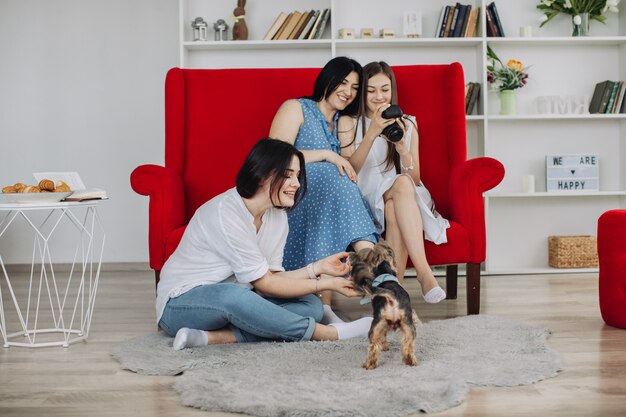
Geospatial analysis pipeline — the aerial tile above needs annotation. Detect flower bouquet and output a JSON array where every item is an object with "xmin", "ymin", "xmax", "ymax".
[
  {"xmin": 486, "ymin": 46, "xmax": 530, "ymax": 92},
  {"xmin": 537, "ymin": 0, "xmax": 620, "ymax": 35}
]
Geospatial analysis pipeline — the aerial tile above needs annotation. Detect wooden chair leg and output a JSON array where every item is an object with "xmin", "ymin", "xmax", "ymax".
[
  {"xmin": 154, "ymin": 270, "xmax": 160, "ymax": 294},
  {"xmin": 466, "ymin": 262, "xmax": 481, "ymax": 315},
  {"xmin": 445, "ymin": 264, "xmax": 458, "ymax": 300}
]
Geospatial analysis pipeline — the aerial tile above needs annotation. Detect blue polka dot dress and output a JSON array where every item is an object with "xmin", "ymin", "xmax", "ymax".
[{"xmin": 283, "ymin": 99, "xmax": 379, "ymax": 271}]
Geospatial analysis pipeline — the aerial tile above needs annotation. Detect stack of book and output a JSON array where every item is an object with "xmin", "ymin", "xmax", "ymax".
[
  {"xmin": 465, "ymin": 82, "xmax": 481, "ymax": 115},
  {"xmin": 263, "ymin": 9, "xmax": 330, "ymax": 41},
  {"xmin": 435, "ymin": 3, "xmax": 479, "ymax": 38},
  {"xmin": 589, "ymin": 80, "xmax": 626, "ymax": 114},
  {"xmin": 485, "ymin": 2, "xmax": 505, "ymax": 37}
]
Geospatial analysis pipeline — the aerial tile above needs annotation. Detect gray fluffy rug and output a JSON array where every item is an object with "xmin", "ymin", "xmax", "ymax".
[{"xmin": 112, "ymin": 315, "xmax": 563, "ymax": 416}]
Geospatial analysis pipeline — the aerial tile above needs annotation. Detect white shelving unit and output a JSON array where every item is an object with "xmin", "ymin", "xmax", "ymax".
[{"xmin": 179, "ymin": 0, "xmax": 626, "ymax": 274}]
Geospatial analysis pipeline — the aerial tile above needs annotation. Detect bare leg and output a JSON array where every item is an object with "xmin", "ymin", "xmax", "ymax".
[
  {"xmin": 207, "ymin": 327, "xmax": 237, "ymax": 345},
  {"xmin": 311, "ymin": 323, "xmax": 338, "ymax": 341},
  {"xmin": 383, "ymin": 175, "xmax": 441, "ymax": 296},
  {"xmin": 353, "ymin": 240, "xmax": 375, "ymax": 252},
  {"xmin": 383, "ymin": 199, "xmax": 408, "ymax": 283}
]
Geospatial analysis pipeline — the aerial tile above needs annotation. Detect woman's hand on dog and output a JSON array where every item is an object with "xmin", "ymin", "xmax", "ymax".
[
  {"xmin": 317, "ymin": 252, "xmax": 351, "ymax": 277},
  {"xmin": 327, "ymin": 277, "xmax": 362, "ymax": 298}
]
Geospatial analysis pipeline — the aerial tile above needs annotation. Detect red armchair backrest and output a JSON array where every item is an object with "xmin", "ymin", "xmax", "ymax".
[
  {"xmin": 164, "ymin": 63, "xmax": 466, "ymax": 222},
  {"xmin": 165, "ymin": 67, "xmax": 320, "ymax": 222}
]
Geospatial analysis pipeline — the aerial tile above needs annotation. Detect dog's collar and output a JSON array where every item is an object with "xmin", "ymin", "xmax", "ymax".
[
  {"xmin": 359, "ymin": 274, "xmax": 399, "ymax": 304},
  {"xmin": 372, "ymin": 273, "xmax": 398, "ymax": 287}
]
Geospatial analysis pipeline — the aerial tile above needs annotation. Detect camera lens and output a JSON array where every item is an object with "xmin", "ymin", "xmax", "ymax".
[{"xmin": 382, "ymin": 123, "xmax": 403, "ymax": 142}]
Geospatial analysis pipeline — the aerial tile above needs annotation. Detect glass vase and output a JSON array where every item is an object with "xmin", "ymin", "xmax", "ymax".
[
  {"xmin": 571, "ymin": 13, "xmax": 590, "ymax": 37},
  {"xmin": 499, "ymin": 90, "xmax": 516, "ymax": 115}
]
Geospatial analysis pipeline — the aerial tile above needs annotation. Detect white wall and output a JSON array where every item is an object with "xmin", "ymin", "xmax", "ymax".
[{"xmin": 0, "ymin": 0, "xmax": 178, "ymax": 264}]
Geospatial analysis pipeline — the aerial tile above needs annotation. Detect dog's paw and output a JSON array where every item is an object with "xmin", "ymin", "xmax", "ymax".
[
  {"xmin": 363, "ymin": 359, "xmax": 378, "ymax": 370},
  {"xmin": 403, "ymin": 354, "xmax": 418, "ymax": 367}
]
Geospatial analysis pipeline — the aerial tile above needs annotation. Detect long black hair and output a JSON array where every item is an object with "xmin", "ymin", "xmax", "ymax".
[
  {"xmin": 236, "ymin": 138, "xmax": 307, "ymax": 210},
  {"xmin": 309, "ymin": 56, "xmax": 364, "ymax": 117}
]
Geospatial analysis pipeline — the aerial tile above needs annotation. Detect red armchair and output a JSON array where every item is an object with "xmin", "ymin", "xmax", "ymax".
[
  {"xmin": 131, "ymin": 63, "xmax": 504, "ymax": 315},
  {"xmin": 597, "ymin": 210, "xmax": 626, "ymax": 329}
]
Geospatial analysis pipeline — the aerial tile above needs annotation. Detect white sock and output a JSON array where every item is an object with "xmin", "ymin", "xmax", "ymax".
[
  {"xmin": 423, "ymin": 287, "xmax": 446, "ymax": 304},
  {"xmin": 321, "ymin": 304, "xmax": 345, "ymax": 324},
  {"xmin": 330, "ymin": 317, "xmax": 373, "ymax": 340},
  {"xmin": 172, "ymin": 327, "xmax": 209, "ymax": 350}
]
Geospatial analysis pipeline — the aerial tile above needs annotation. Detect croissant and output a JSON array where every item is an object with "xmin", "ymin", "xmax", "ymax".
[
  {"xmin": 21, "ymin": 185, "xmax": 41, "ymax": 193},
  {"xmin": 2, "ymin": 185, "xmax": 17, "ymax": 193},
  {"xmin": 38, "ymin": 179, "xmax": 55, "ymax": 191},
  {"xmin": 13, "ymin": 183, "xmax": 26, "ymax": 192},
  {"xmin": 54, "ymin": 181, "xmax": 71, "ymax": 193}
]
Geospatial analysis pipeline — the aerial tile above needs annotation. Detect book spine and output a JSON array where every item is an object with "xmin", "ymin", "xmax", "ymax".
[
  {"xmin": 468, "ymin": 82, "xmax": 481, "ymax": 115},
  {"xmin": 307, "ymin": 10, "xmax": 323, "ymax": 40},
  {"xmin": 452, "ymin": 4, "xmax": 467, "ymax": 38},
  {"xmin": 613, "ymin": 81, "xmax": 626, "ymax": 113},
  {"xmin": 460, "ymin": 5, "xmax": 472, "ymax": 38},
  {"xmin": 589, "ymin": 80, "xmax": 608, "ymax": 113},
  {"xmin": 604, "ymin": 80, "xmax": 620, "ymax": 113},
  {"xmin": 448, "ymin": 4, "xmax": 460, "ymax": 38},
  {"xmin": 438, "ymin": 6, "xmax": 451, "ymax": 38},
  {"xmin": 464, "ymin": 7, "xmax": 479, "ymax": 37},
  {"xmin": 489, "ymin": 2, "xmax": 505, "ymax": 37},
  {"xmin": 299, "ymin": 10, "xmax": 318, "ymax": 40},
  {"xmin": 313, "ymin": 9, "xmax": 330, "ymax": 40},
  {"xmin": 443, "ymin": 5, "xmax": 456, "ymax": 38},
  {"xmin": 435, "ymin": 6, "xmax": 447, "ymax": 38},
  {"xmin": 485, "ymin": 7, "xmax": 497, "ymax": 37},
  {"xmin": 598, "ymin": 81, "xmax": 615, "ymax": 113},
  {"xmin": 272, "ymin": 12, "xmax": 293, "ymax": 40}
]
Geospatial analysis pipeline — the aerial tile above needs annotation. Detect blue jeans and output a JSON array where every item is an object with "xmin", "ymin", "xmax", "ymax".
[{"xmin": 158, "ymin": 283, "xmax": 323, "ymax": 343}]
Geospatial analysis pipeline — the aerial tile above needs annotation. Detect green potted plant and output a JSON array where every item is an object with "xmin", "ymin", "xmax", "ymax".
[{"xmin": 487, "ymin": 46, "xmax": 530, "ymax": 115}]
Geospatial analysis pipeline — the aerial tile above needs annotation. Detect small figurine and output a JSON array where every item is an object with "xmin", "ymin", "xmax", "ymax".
[
  {"xmin": 338, "ymin": 28, "xmax": 355, "ymax": 39},
  {"xmin": 214, "ymin": 19, "xmax": 229, "ymax": 41},
  {"xmin": 232, "ymin": 0, "xmax": 248, "ymax": 41},
  {"xmin": 191, "ymin": 17, "xmax": 208, "ymax": 41}
]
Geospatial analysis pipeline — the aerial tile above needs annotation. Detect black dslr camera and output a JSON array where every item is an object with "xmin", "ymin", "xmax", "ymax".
[{"xmin": 381, "ymin": 105, "xmax": 404, "ymax": 142}]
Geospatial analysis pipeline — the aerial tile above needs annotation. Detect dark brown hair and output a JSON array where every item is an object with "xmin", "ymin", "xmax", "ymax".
[
  {"xmin": 362, "ymin": 61, "xmax": 401, "ymax": 174},
  {"xmin": 236, "ymin": 138, "xmax": 306, "ymax": 210}
]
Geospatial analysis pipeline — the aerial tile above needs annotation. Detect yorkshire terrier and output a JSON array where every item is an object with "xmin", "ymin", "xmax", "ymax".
[{"xmin": 350, "ymin": 240, "xmax": 420, "ymax": 370}]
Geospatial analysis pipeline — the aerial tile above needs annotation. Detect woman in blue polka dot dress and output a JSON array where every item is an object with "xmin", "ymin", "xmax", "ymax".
[{"xmin": 270, "ymin": 57, "xmax": 378, "ymax": 324}]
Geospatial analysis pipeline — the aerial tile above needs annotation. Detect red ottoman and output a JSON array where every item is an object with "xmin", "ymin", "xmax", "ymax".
[{"xmin": 597, "ymin": 209, "xmax": 626, "ymax": 329}]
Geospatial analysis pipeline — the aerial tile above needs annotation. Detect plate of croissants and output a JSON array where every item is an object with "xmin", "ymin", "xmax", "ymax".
[{"xmin": 1, "ymin": 179, "xmax": 72, "ymax": 203}]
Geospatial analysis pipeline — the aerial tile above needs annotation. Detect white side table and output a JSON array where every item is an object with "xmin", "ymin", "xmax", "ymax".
[{"xmin": 0, "ymin": 201, "xmax": 105, "ymax": 348}]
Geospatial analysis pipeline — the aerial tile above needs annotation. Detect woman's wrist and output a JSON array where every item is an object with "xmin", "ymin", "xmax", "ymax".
[
  {"xmin": 400, "ymin": 155, "xmax": 414, "ymax": 172},
  {"xmin": 306, "ymin": 261, "xmax": 321, "ymax": 280}
]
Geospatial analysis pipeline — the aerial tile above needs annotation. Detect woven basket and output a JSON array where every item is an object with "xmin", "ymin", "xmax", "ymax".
[{"xmin": 548, "ymin": 235, "xmax": 598, "ymax": 268}]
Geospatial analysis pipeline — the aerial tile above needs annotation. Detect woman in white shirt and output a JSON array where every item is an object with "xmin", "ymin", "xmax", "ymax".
[
  {"xmin": 157, "ymin": 138, "xmax": 372, "ymax": 349},
  {"xmin": 338, "ymin": 62, "xmax": 449, "ymax": 304}
]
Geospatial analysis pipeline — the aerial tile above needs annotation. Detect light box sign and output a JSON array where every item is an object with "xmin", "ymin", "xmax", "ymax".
[{"xmin": 546, "ymin": 154, "xmax": 599, "ymax": 192}]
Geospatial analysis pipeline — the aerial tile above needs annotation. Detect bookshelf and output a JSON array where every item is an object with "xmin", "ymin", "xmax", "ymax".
[{"xmin": 179, "ymin": 0, "xmax": 626, "ymax": 274}]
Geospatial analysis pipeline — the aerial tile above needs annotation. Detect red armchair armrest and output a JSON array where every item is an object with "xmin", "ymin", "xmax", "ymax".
[
  {"xmin": 448, "ymin": 157, "xmax": 505, "ymax": 263},
  {"xmin": 130, "ymin": 164, "xmax": 185, "ymax": 271}
]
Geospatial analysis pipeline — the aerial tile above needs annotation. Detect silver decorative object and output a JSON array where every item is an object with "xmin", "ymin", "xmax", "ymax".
[
  {"xmin": 191, "ymin": 17, "xmax": 208, "ymax": 41},
  {"xmin": 214, "ymin": 19, "xmax": 229, "ymax": 41}
]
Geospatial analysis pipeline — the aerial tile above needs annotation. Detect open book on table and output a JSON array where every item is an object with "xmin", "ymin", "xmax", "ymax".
[{"xmin": 64, "ymin": 188, "xmax": 108, "ymax": 202}]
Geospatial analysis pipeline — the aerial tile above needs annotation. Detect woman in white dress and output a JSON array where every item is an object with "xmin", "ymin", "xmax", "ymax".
[{"xmin": 338, "ymin": 61, "xmax": 449, "ymax": 304}]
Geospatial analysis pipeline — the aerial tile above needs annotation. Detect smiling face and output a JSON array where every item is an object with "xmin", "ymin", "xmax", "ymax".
[
  {"xmin": 271, "ymin": 155, "xmax": 301, "ymax": 208},
  {"xmin": 327, "ymin": 71, "xmax": 360, "ymax": 111},
  {"xmin": 365, "ymin": 73, "xmax": 393, "ymax": 117}
]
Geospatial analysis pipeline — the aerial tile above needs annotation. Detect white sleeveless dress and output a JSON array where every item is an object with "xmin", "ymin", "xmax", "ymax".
[{"xmin": 354, "ymin": 116, "xmax": 450, "ymax": 244}]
